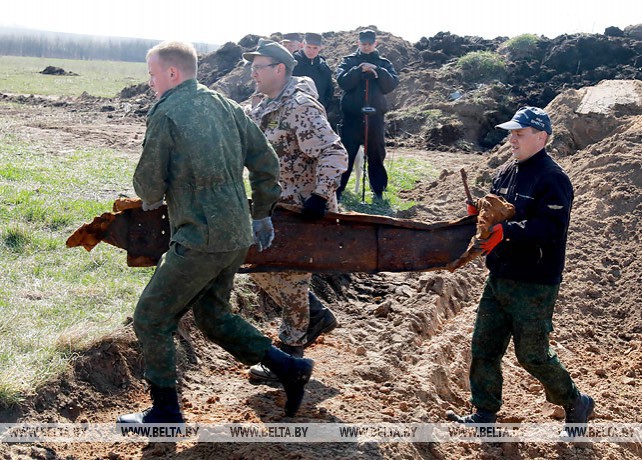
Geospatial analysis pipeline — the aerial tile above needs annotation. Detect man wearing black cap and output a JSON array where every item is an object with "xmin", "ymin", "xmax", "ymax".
[
  {"xmin": 447, "ymin": 107, "xmax": 594, "ymax": 438},
  {"xmin": 335, "ymin": 29, "xmax": 399, "ymax": 201},
  {"xmin": 281, "ymin": 32, "xmax": 303, "ymax": 54},
  {"xmin": 242, "ymin": 39, "xmax": 347, "ymax": 381},
  {"xmin": 292, "ymin": 33, "xmax": 334, "ymax": 111}
]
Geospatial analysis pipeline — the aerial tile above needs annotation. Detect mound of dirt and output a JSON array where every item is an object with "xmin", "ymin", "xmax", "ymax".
[
  {"xmin": 122, "ymin": 24, "xmax": 642, "ymax": 152},
  {"xmin": 40, "ymin": 66, "xmax": 79, "ymax": 76},
  {"xmin": 115, "ymin": 25, "xmax": 642, "ymax": 153}
]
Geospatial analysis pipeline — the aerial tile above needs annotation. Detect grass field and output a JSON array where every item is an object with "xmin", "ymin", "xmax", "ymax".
[
  {"xmin": 0, "ymin": 55, "xmax": 148, "ymax": 98},
  {"xmin": 0, "ymin": 128, "xmax": 153, "ymax": 406},
  {"xmin": 0, "ymin": 56, "xmax": 440, "ymax": 407},
  {"xmin": 340, "ymin": 156, "xmax": 437, "ymax": 215}
]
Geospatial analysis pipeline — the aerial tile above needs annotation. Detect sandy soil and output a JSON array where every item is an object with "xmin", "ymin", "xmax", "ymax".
[{"xmin": 0, "ymin": 83, "xmax": 641, "ymax": 459}]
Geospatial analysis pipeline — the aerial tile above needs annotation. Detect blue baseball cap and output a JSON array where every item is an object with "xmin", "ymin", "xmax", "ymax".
[{"xmin": 496, "ymin": 106, "xmax": 552, "ymax": 135}]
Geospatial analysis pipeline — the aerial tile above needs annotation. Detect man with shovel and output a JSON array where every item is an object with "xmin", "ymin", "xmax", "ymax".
[{"xmin": 335, "ymin": 29, "xmax": 399, "ymax": 202}]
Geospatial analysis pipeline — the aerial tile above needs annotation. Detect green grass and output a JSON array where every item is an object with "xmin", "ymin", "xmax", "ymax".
[
  {"xmin": 500, "ymin": 34, "xmax": 542, "ymax": 60},
  {"xmin": 456, "ymin": 51, "xmax": 506, "ymax": 83},
  {"xmin": 0, "ymin": 56, "xmax": 147, "ymax": 97},
  {"xmin": 340, "ymin": 156, "xmax": 438, "ymax": 215},
  {"xmin": 0, "ymin": 122, "xmax": 153, "ymax": 405}
]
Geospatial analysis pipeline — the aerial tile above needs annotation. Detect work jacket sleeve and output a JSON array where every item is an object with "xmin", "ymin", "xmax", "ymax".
[
  {"xmin": 336, "ymin": 57, "xmax": 363, "ymax": 92},
  {"xmin": 321, "ymin": 65, "xmax": 335, "ymax": 109},
  {"xmin": 238, "ymin": 111, "xmax": 282, "ymax": 219},
  {"xmin": 133, "ymin": 113, "xmax": 172, "ymax": 205},
  {"xmin": 293, "ymin": 102, "xmax": 348, "ymax": 200},
  {"xmin": 374, "ymin": 59, "xmax": 399, "ymax": 95}
]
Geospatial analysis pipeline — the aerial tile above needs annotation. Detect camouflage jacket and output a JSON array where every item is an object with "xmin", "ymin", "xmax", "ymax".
[
  {"xmin": 134, "ymin": 79, "xmax": 281, "ymax": 253},
  {"xmin": 248, "ymin": 76, "xmax": 347, "ymax": 211}
]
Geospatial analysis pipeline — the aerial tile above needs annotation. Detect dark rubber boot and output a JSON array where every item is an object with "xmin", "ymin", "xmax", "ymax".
[
  {"xmin": 117, "ymin": 384, "xmax": 185, "ymax": 424},
  {"xmin": 280, "ymin": 343, "xmax": 305, "ymax": 358},
  {"xmin": 262, "ymin": 346, "xmax": 314, "ymax": 417},
  {"xmin": 305, "ymin": 291, "xmax": 338, "ymax": 347},
  {"xmin": 446, "ymin": 408, "xmax": 497, "ymax": 424},
  {"xmin": 248, "ymin": 343, "xmax": 304, "ymax": 382},
  {"xmin": 561, "ymin": 392, "xmax": 595, "ymax": 438}
]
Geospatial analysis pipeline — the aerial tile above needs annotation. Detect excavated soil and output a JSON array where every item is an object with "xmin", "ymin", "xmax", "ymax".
[{"xmin": 0, "ymin": 79, "xmax": 641, "ymax": 459}]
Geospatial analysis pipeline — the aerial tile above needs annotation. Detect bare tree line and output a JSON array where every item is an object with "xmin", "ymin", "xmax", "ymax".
[{"xmin": 0, "ymin": 28, "xmax": 217, "ymax": 62}]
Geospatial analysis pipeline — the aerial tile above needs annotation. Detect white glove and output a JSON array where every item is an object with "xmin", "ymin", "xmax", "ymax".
[
  {"xmin": 142, "ymin": 200, "xmax": 164, "ymax": 211},
  {"xmin": 252, "ymin": 217, "xmax": 274, "ymax": 252}
]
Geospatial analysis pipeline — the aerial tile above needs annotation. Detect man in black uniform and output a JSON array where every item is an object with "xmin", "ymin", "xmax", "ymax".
[
  {"xmin": 335, "ymin": 29, "xmax": 398, "ymax": 201},
  {"xmin": 281, "ymin": 32, "xmax": 303, "ymax": 54},
  {"xmin": 292, "ymin": 32, "xmax": 334, "ymax": 111},
  {"xmin": 447, "ymin": 107, "xmax": 594, "ymax": 438}
]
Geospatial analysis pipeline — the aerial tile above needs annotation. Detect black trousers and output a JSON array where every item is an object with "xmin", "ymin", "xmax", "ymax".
[{"xmin": 337, "ymin": 112, "xmax": 388, "ymax": 196}]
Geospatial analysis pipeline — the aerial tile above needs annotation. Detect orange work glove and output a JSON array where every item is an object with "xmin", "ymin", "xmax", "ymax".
[
  {"xmin": 466, "ymin": 200, "xmax": 478, "ymax": 216},
  {"xmin": 475, "ymin": 223, "xmax": 504, "ymax": 255}
]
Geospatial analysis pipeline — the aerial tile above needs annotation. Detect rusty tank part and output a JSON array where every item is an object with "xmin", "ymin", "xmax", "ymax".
[{"xmin": 67, "ymin": 198, "xmax": 476, "ymax": 273}]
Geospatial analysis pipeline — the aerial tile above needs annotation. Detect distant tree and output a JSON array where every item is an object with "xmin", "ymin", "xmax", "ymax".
[{"xmin": 0, "ymin": 27, "xmax": 218, "ymax": 62}]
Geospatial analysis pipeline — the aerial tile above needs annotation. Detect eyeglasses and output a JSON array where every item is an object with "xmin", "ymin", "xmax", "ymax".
[{"xmin": 250, "ymin": 63, "xmax": 279, "ymax": 73}]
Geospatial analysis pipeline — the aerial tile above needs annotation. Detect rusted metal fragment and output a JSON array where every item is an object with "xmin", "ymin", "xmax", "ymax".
[
  {"xmin": 446, "ymin": 194, "xmax": 515, "ymax": 272},
  {"xmin": 67, "ymin": 200, "xmax": 476, "ymax": 273},
  {"xmin": 65, "ymin": 212, "xmax": 116, "ymax": 251},
  {"xmin": 67, "ymin": 199, "xmax": 170, "ymax": 267}
]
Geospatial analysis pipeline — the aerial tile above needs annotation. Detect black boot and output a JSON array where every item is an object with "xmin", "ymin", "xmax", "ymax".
[
  {"xmin": 280, "ymin": 343, "xmax": 304, "ymax": 358},
  {"xmin": 262, "ymin": 346, "xmax": 314, "ymax": 417},
  {"xmin": 249, "ymin": 343, "xmax": 305, "ymax": 382},
  {"xmin": 304, "ymin": 291, "xmax": 338, "ymax": 347},
  {"xmin": 446, "ymin": 408, "xmax": 496, "ymax": 424},
  {"xmin": 561, "ymin": 392, "xmax": 594, "ymax": 437},
  {"xmin": 117, "ymin": 384, "xmax": 185, "ymax": 424}
]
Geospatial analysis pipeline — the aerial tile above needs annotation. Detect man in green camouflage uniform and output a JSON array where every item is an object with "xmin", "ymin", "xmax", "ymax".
[
  {"xmin": 117, "ymin": 41, "xmax": 314, "ymax": 425},
  {"xmin": 242, "ymin": 40, "xmax": 348, "ymax": 380}
]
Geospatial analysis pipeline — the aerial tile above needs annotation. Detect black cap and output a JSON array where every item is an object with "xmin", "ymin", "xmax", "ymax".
[
  {"xmin": 304, "ymin": 33, "xmax": 322, "ymax": 45},
  {"xmin": 359, "ymin": 29, "xmax": 376, "ymax": 43},
  {"xmin": 282, "ymin": 32, "xmax": 302, "ymax": 42}
]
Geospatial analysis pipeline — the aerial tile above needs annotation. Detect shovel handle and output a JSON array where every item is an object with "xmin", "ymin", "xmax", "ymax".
[{"xmin": 460, "ymin": 168, "xmax": 474, "ymax": 205}]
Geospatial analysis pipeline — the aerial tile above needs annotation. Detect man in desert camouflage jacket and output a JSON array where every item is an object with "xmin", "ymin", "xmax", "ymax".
[{"xmin": 242, "ymin": 39, "xmax": 348, "ymax": 381}]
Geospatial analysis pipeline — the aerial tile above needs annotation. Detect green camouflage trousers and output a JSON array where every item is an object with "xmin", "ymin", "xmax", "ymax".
[
  {"xmin": 134, "ymin": 242, "xmax": 272, "ymax": 387},
  {"xmin": 470, "ymin": 275, "xmax": 579, "ymax": 413},
  {"xmin": 251, "ymin": 272, "xmax": 311, "ymax": 346}
]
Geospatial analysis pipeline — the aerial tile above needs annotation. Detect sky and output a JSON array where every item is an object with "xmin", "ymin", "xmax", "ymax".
[{"xmin": 1, "ymin": 0, "xmax": 641, "ymax": 45}]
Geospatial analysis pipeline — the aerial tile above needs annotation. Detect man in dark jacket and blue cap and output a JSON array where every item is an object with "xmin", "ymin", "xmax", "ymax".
[
  {"xmin": 447, "ymin": 107, "xmax": 594, "ymax": 438},
  {"xmin": 335, "ymin": 29, "xmax": 399, "ymax": 201}
]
